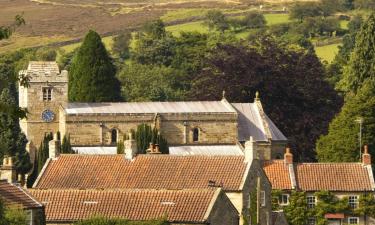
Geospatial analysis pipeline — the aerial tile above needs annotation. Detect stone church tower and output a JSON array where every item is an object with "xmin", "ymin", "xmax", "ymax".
[{"xmin": 19, "ymin": 62, "xmax": 68, "ymax": 150}]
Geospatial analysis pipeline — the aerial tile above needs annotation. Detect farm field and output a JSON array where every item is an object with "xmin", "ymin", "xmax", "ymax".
[{"xmin": 315, "ymin": 43, "xmax": 341, "ymax": 63}]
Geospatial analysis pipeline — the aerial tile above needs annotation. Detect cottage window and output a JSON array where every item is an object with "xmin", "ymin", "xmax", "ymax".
[
  {"xmin": 307, "ymin": 217, "xmax": 316, "ymax": 225},
  {"xmin": 260, "ymin": 191, "xmax": 266, "ymax": 207},
  {"xmin": 307, "ymin": 196, "xmax": 316, "ymax": 208},
  {"xmin": 278, "ymin": 194, "xmax": 289, "ymax": 205},
  {"xmin": 42, "ymin": 87, "xmax": 52, "ymax": 101},
  {"xmin": 349, "ymin": 195, "xmax": 358, "ymax": 208},
  {"xmin": 348, "ymin": 217, "xmax": 359, "ymax": 224},
  {"xmin": 193, "ymin": 128, "xmax": 199, "ymax": 142},
  {"xmin": 111, "ymin": 129, "xmax": 117, "ymax": 144}
]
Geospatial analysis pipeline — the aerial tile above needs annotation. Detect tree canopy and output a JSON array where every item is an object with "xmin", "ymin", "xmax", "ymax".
[
  {"xmin": 189, "ymin": 36, "xmax": 342, "ymax": 161},
  {"xmin": 68, "ymin": 30, "xmax": 121, "ymax": 102},
  {"xmin": 338, "ymin": 12, "xmax": 375, "ymax": 93},
  {"xmin": 316, "ymin": 79, "xmax": 375, "ymax": 162}
]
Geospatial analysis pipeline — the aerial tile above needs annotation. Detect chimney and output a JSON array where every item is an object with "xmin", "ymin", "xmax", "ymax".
[
  {"xmin": 49, "ymin": 133, "xmax": 61, "ymax": 159},
  {"xmin": 0, "ymin": 156, "xmax": 17, "ymax": 183},
  {"xmin": 362, "ymin": 145, "xmax": 371, "ymax": 165},
  {"xmin": 244, "ymin": 136, "xmax": 256, "ymax": 162},
  {"xmin": 125, "ymin": 132, "xmax": 138, "ymax": 160},
  {"xmin": 284, "ymin": 147, "xmax": 293, "ymax": 164}
]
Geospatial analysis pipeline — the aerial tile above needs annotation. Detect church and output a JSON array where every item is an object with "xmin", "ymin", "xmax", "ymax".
[{"xmin": 19, "ymin": 61, "xmax": 287, "ymax": 160}]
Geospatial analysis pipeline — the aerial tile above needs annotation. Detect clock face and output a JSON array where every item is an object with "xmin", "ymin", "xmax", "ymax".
[{"xmin": 41, "ymin": 110, "xmax": 55, "ymax": 122}]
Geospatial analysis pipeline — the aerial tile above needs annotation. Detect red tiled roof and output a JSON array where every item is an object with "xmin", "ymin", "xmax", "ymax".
[
  {"xmin": 29, "ymin": 189, "xmax": 220, "ymax": 223},
  {"xmin": 263, "ymin": 160, "xmax": 292, "ymax": 190},
  {"xmin": 0, "ymin": 180, "xmax": 42, "ymax": 209},
  {"xmin": 296, "ymin": 163, "xmax": 373, "ymax": 191},
  {"xmin": 35, "ymin": 155, "xmax": 248, "ymax": 191}
]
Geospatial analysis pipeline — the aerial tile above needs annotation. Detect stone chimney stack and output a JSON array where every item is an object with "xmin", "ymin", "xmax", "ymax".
[
  {"xmin": 0, "ymin": 156, "xmax": 17, "ymax": 183},
  {"xmin": 284, "ymin": 147, "xmax": 293, "ymax": 164},
  {"xmin": 49, "ymin": 133, "xmax": 61, "ymax": 159},
  {"xmin": 362, "ymin": 145, "xmax": 371, "ymax": 165},
  {"xmin": 244, "ymin": 136, "xmax": 256, "ymax": 162},
  {"xmin": 125, "ymin": 132, "xmax": 138, "ymax": 160},
  {"xmin": 146, "ymin": 143, "xmax": 162, "ymax": 154}
]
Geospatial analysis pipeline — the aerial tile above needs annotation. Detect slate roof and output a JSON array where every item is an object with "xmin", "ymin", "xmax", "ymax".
[
  {"xmin": 34, "ymin": 155, "xmax": 249, "ymax": 191},
  {"xmin": 29, "ymin": 189, "xmax": 222, "ymax": 223},
  {"xmin": 263, "ymin": 160, "xmax": 374, "ymax": 192},
  {"xmin": 232, "ymin": 103, "xmax": 287, "ymax": 142},
  {"xmin": 296, "ymin": 163, "xmax": 374, "ymax": 192},
  {"xmin": 263, "ymin": 160, "xmax": 292, "ymax": 190},
  {"xmin": 27, "ymin": 61, "xmax": 59, "ymax": 74},
  {"xmin": 169, "ymin": 145, "xmax": 243, "ymax": 156},
  {"xmin": 65, "ymin": 101, "xmax": 237, "ymax": 115},
  {"xmin": 0, "ymin": 180, "xmax": 43, "ymax": 209}
]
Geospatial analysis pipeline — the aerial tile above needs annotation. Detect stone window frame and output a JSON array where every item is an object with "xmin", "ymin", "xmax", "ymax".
[
  {"xmin": 192, "ymin": 127, "xmax": 200, "ymax": 142},
  {"xmin": 42, "ymin": 86, "xmax": 53, "ymax": 101},
  {"xmin": 260, "ymin": 190, "xmax": 266, "ymax": 207},
  {"xmin": 110, "ymin": 128, "xmax": 118, "ymax": 145}
]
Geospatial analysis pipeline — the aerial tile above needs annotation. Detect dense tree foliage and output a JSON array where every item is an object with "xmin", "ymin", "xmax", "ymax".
[
  {"xmin": 37, "ymin": 133, "xmax": 53, "ymax": 173},
  {"xmin": 60, "ymin": 135, "xmax": 74, "ymax": 154},
  {"xmin": 0, "ymin": 87, "xmax": 31, "ymax": 174},
  {"xmin": 338, "ymin": 13, "xmax": 375, "ymax": 93},
  {"xmin": 204, "ymin": 10, "xmax": 230, "ymax": 32},
  {"xmin": 327, "ymin": 15, "xmax": 363, "ymax": 85},
  {"xmin": 317, "ymin": 79, "xmax": 375, "ymax": 162},
  {"xmin": 189, "ymin": 36, "xmax": 342, "ymax": 161},
  {"xmin": 112, "ymin": 32, "xmax": 132, "ymax": 60},
  {"xmin": 68, "ymin": 30, "xmax": 121, "ymax": 102},
  {"xmin": 133, "ymin": 124, "xmax": 169, "ymax": 154}
]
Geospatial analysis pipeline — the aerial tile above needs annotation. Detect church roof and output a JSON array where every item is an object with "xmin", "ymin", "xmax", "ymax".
[
  {"xmin": 33, "ymin": 154, "xmax": 250, "ymax": 191},
  {"xmin": 232, "ymin": 103, "xmax": 287, "ymax": 142},
  {"xmin": 64, "ymin": 100, "xmax": 237, "ymax": 115},
  {"xmin": 27, "ymin": 61, "xmax": 60, "ymax": 74},
  {"xmin": 169, "ymin": 145, "xmax": 243, "ymax": 156},
  {"xmin": 29, "ymin": 188, "xmax": 224, "ymax": 223}
]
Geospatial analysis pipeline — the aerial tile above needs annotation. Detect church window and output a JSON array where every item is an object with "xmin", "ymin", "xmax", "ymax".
[
  {"xmin": 193, "ymin": 128, "xmax": 199, "ymax": 142},
  {"xmin": 42, "ymin": 87, "xmax": 52, "ymax": 101},
  {"xmin": 111, "ymin": 129, "xmax": 117, "ymax": 144}
]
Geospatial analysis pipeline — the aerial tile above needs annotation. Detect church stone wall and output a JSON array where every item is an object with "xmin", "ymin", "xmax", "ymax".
[
  {"xmin": 20, "ymin": 82, "xmax": 67, "ymax": 145},
  {"xmin": 62, "ymin": 113, "xmax": 238, "ymax": 146}
]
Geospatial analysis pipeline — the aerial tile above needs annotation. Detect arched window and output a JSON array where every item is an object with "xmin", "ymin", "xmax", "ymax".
[
  {"xmin": 193, "ymin": 128, "xmax": 199, "ymax": 142},
  {"xmin": 111, "ymin": 129, "xmax": 117, "ymax": 144}
]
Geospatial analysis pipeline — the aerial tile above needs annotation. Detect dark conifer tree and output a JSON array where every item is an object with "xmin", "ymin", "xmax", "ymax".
[{"xmin": 68, "ymin": 30, "xmax": 121, "ymax": 102}]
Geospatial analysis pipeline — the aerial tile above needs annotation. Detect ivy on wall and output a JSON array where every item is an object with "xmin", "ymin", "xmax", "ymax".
[{"xmin": 274, "ymin": 190, "xmax": 375, "ymax": 225}]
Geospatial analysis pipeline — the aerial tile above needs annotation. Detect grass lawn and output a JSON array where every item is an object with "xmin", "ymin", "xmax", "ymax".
[
  {"xmin": 264, "ymin": 13, "xmax": 290, "ymax": 25},
  {"xmin": 60, "ymin": 35, "xmax": 114, "ymax": 53},
  {"xmin": 0, "ymin": 35, "xmax": 70, "ymax": 53},
  {"xmin": 166, "ymin": 21, "xmax": 208, "ymax": 36},
  {"xmin": 315, "ymin": 43, "xmax": 341, "ymax": 63}
]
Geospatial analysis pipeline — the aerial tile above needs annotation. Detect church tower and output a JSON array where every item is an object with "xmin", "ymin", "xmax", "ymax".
[{"xmin": 19, "ymin": 61, "xmax": 68, "ymax": 148}]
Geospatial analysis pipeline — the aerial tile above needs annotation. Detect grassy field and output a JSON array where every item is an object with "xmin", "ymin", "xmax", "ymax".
[{"xmin": 315, "ymin": 43, "xmax": 341, "ymax": 63}]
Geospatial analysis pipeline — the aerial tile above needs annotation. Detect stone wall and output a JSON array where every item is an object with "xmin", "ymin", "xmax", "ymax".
[
  {"xmin": 19, "ymin": 81, "xmax": 67, "ymax": 146},
  {"xmin": 62, "ymin": 112, "xmax": 238, "ymax": 146},
  {"xmin": 207, "ymin": 191, "xmax": 239, "ymax": 225}
]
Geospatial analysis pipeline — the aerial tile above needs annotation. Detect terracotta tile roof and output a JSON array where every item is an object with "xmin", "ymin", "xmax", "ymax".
[
  {"xmin": 29, "ymin": 189, "xmax": 220, "ymax": 223},
  {"xmin": 0, "ymin": 180, "xmax": 43, "ymax": 209},
  {"xmin": 296, "ymin": 163, "xmax": 373, "ymax": 192},
  {"xmin": 263, "ymin": 160, "xmax": 292, "ymax": 190},
  {"xmin": 34, "ymin": 155, "xmax": 248, "ymax": 191}
]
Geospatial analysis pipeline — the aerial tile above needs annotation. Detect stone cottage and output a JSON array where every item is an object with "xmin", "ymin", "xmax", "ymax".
[{"xmin": 263, "ymin": 147, "xmax": 375, "ymax": 225}]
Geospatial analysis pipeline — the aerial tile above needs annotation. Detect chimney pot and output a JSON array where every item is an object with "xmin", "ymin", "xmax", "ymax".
[
  {"xmin": 362, "ymin": 145, "xmax": 371, "ymax": 165},
  {"xmin": 284, "ymin": 147, "xmax": 293, "ymax": 164}
]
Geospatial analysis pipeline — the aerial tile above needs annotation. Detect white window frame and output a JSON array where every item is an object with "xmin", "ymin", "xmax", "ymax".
[
  {"xmin": 278, "ymin": 194, "xmax": 289, "ymax": 205},
  {"xmin": 42, "ymin": 87, "xmax": 52, "ymax": 101},
  {"xmin": 307, "ymin": 196, "xmax": 316, "ymax": 208},
  {"xmin": 348, "ymin": 217, "xmax": 359, "ymax": 225},
  {"xmin": 349, "ymin": 195, "xmax": 359, "ymax": 209},
  {"xmin": 307, "ymin": 217, "xmax": 316, "ymax": 225},
  {"xmin": 260, "ymin": 191, "xmax": 266, "ymax": 207}
]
